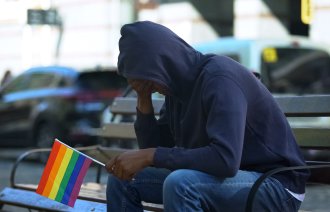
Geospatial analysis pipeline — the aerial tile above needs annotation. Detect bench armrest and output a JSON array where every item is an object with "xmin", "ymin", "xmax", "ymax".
[
  {"xmin": 10, "ymin": 145, "xmax": 105, "ymax": 189},
  {"xmin": 10, "ymin": 148, "xmax": 52, "ymax": 189},
  {"xmin": 245, "ymin": 161, "xmax": 330, "ymax": 212}
]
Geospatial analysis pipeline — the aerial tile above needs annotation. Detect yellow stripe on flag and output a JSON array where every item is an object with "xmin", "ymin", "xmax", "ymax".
[
  {"xmin": 49, "ymin": 148, "xmax": 74, "ymax": 200},
  {"xmin": 42, "ymin": 144, "xmax": 67, "ymax": 196}
]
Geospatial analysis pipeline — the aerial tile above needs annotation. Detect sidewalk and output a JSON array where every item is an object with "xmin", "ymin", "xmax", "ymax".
[{"xmin": 300, "ymin": 184, "xmax": 330, "ymax": 211}]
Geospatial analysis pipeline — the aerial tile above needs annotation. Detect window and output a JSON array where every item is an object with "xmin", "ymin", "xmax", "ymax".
[
  {"xmin": 2, "ymin": 75, "xmax": 28, "ymax": 94},
  {"xmin": 76, "ymin": 72, "xmax": 127, "ymax": 91},
  {"xmin": 261, "ymin": 48, "xmax": 330, "ymax": 94},
  {"xmin": 26, "ymin": 72, "xmax": 57, "ymax": 90}
]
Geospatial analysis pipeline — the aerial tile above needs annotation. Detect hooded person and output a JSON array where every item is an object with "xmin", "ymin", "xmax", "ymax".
[{"xmin": 105, "ymin": 21, "xmax": 309, "ymax": 212}]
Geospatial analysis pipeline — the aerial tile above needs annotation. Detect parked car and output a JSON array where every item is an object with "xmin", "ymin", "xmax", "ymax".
[
  {"xmin": 193, "ymin": 36, "xmax": 330, "ymax": 127},
  {"xmin": 0, "ymin": 65, "xmax": 127, "ymax": 150},
  {"xmin": 193, "ymin": 36, "xmax": 330, "ymax": 95}
]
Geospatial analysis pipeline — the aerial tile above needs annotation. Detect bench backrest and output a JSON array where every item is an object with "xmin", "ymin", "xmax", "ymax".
[
  {"xmin": 111, "ymin": 95, "xmax": 330, "ymax": 116},
  {"xmin": 104, "ymin": 95, "xmax": 330, "ymax": 149},
  {"xmin": 110, "ymin": 97, "xmax": 164, "ymax": 115},
  {"xmin": 274, "ymin": 95, "xmax": 330, "ymax": 117}
]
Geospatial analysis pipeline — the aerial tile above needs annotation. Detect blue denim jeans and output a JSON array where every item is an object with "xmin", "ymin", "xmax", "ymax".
[{"xmin": 106, "ymin": 167, "xmax": 301, "ymax": 212}]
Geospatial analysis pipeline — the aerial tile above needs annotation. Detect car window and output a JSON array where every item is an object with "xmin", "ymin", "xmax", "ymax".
[
  {"xmin": 1, "ymin": 74, "xmax": 29, "ymax": 94},
  {"xmin": 76, "ymin": 71, "xmax": 127, "ymax": 91},
  {"xmin": 26, "ymin": 72, "xmax": 58, "ymax": 90},
  {"xmin": 261, "ymin": 47, "xmax": 330, "ymax": 94},
  {"xmin": 58, "ymin": 76, "xmax": 73, "ymax": 87}
]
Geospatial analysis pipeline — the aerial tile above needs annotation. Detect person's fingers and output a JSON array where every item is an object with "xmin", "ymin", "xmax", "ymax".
[
  {"xmin": 105, "ymin": 156, "xmax": 117, "ymax": 173},
  {"xmin": 138, "ymin": 81, "xmax": 151, "ymax": 91},
  {"xmin": 141, "ymin": 82, "xmax": 154, "ymax": 96},
  {"xmin": 121, "ymin": 169, "xmax": 134, "ymax": 181},
  {"xmin": 112, "ymin": 160, "xmax": 134, "ymax": 180},
  {"xmin": 130, "ymin": 80, "xmax": 153, "ymax": 95},
  {"xmin": 145, "ymin": 81, "xmax": 154, "ymax": 92}
]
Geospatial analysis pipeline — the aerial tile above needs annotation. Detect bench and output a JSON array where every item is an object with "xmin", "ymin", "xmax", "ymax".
[
  {"xmin": 0, "ymin": 146, "xmax": 107, "ymax": 211},
  {"xmin": 1, "ymin": 95, "xmax": 330, "ymax": 211},
  {"xmin": 0, "ymin": 145, "xmax": 163, "ymax": 212},
  {"xmin": 97, "ymin": 95, "xmax": 330, "ymax": 149},
  {"xmin": 95, "ymin": 95, "xmax": 330, "ymax": 211},
  {"xmin": 245, "ymin": 95, "xmax": 330, "ymax": 211}
]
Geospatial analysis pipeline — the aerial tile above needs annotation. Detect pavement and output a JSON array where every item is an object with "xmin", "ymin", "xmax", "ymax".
[{"xmin": 0, "ymin": 149, "xmax": 329, "ymax": 211}]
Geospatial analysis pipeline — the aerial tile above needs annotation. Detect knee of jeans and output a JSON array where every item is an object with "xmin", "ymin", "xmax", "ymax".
[
  {"xmin": 163, "ymin": 169, "xmax": 196, "ymax": 194},
  {"xmin": 107, "ymin": 174, "xmax": 122, "ymax": 193}
]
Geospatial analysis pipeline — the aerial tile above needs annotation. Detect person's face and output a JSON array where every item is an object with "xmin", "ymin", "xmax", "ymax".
[{"xmin": 127, "ymin": 79, "xmax": 168, "ymax": 95}]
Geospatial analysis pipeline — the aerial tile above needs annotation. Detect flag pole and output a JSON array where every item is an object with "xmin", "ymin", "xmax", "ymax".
[{"xmin": 55, "ymin": 138, "xmax": 105, "ymax": 167}]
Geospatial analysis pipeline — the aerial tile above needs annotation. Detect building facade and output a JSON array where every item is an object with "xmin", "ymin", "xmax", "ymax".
[{"xmin": 0, "ymin": 0, "xmax": 329, "ymax": 76}]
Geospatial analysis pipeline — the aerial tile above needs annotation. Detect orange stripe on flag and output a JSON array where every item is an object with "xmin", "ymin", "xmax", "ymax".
[
  {"xmin": 36, "ymin": 140, "xmax": 61, "ymax": 194},
  {"xmin": 36, "ymin": 139, "xmax": 101, "ymax": 207},
  {"xmin": 48, "ymin": 148, "xmax": 73, "ymax": 200},
  {"xmin": 42, "ymin": 143, "xmax": 67, "ymax": 197}
]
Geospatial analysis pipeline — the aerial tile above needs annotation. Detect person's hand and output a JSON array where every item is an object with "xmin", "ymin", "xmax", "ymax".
[
  {"xmin": 128, "ymin": 79, "xmax": 153, "ymax": 99},
  {"xmin": 105, "ymin": 148, "xmax": 155, "ymax": 180},
  {"xmin": 128, "ymin": 79, "xmax": 154, "ymax": 114}
]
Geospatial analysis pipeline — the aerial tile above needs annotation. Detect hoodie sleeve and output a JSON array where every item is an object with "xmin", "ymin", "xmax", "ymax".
[
  {"xmin": 134, "ymin": 104, "xmax": 175, "ymax": 148},
  {"xmin": 153, "ymin": 76, "xmax": 248, "ymax": 178}
]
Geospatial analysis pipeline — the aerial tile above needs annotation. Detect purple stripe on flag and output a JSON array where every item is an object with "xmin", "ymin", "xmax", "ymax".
[
  {"xmin": 61, "ymin": 155, "xmax": 84, "ymax": 205},
  {"xmin": 68, "ymin": 157, "xmax": 92, "ymax": 207}
]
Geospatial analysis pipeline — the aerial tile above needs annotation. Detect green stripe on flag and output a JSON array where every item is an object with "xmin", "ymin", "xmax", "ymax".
[{"xmin": 55, "ymin": 151, "xmax": 79, "ymax": 202}]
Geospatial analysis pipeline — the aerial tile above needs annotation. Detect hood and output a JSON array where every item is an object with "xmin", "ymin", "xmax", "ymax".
[{"xmin": 117, "ymin": 21, "xmax": 207, "ymax": 99}]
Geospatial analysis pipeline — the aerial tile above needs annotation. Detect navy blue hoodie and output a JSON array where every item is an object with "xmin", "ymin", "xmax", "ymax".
[{"xmin": 117, "ymin": 21, "xmax": 309, "ymax": 194}]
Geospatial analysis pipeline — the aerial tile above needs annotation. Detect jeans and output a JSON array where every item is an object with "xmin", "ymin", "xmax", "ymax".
[{"xmin": 106, "ymin": 167, "xmax": 301, "ymax": 212}]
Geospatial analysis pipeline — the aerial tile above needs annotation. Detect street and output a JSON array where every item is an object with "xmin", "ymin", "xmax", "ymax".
[{"xmin": 0, "ymin": 148, "xmax": 329, "ymax": 211}]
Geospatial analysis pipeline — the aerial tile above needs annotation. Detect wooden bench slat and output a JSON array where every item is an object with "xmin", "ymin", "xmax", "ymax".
[
  {"xmin": 0, "ymin": 188, "xmax": 106, "ymax": 212},
  {"xmin": 275, "ymin": 95, "xmax": 330, "ymax": 117},
  {"xmin": 293, "ymin": 127, "xmax": 330, "ymax": 148},
  {"xmin": 110, "ymin": 95, "xmax": 330, "ymax": 117},
  {"xmin": 110, "ymin": 97, "xmax": 164, "ymax": 115},
  {"xmin": 101, "ymin": 123, "xmax": 136, "ymax": 139},
  {"xmin": 95, "ymin": 125, "xmax": 330, "ymax": 149},
  {"xmin": 11, "ymin": 183, "xmax": 163, "ymax": 211},
  {"xmin": 13, "ymin": 183, "xmax": 107, "ymax": 203}
]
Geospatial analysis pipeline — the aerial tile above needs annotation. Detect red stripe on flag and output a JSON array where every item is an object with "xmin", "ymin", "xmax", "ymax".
[
  {"xmin": 42, "ymin": 143, "xmax": 67, "ymax": 196},
  {"xmin": 67, "ymin": 158, "xmax": 92, "ymax": 207},
  {"xmin": 36, "ymin": 140, "xmax": 61, "ymax": 194}
]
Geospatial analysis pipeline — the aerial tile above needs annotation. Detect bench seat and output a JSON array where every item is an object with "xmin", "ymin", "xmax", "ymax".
[{"xmin": 0, "ymin": 187, "xmax": 106, "ymax": 212}]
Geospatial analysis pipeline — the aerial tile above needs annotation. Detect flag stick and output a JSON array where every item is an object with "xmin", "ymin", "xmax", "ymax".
[{"xmin": 55, "ymin": 138, "xmax": 105, "ymax": 167}]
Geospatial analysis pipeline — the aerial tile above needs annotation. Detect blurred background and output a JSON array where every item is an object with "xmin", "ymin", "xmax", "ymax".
[
  {"xmin": 0, "ymin": 0, "xmax": 329, "ymax": 75},
  {"xmin": 1, "ymin": 0, "xmax": 330, "ymax": 150},
  {"xmin": 0, "ymin": 0, "xmax": 330, "ymax": 211}
]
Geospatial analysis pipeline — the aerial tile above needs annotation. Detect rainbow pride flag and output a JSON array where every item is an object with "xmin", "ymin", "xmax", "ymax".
[{"xmin": 36, "ymin": 139, "xmax": 101, "ymax": 207}]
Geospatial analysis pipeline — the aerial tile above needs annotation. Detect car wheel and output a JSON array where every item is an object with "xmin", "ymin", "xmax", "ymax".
[{"xmin": 35, "ymin": 123, "xmax": 59, "ymax": 163}]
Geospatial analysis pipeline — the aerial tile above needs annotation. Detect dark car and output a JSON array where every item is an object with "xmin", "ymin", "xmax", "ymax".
[{"xmin": 0, "ymin": 65, "xmax": 127, "ymax": 149}]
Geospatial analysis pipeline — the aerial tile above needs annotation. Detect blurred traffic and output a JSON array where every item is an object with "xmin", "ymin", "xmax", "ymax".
[
  {"xmin": 194, "ymin": 36, "xmax": 330, "ymax": 95},
  {"xmin": 0, "ymin": 66, "xmax": 127, "ymax": 152}
]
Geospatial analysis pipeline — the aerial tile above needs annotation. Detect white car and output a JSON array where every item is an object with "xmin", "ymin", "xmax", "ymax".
[{"xmin": 193, "ymin": 36, "xmax": 330, "ymax": 95}]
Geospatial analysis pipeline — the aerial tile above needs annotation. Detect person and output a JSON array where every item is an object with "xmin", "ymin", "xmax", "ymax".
[
  {"xmin": 1, "ymin": 69, "xmax": 12, "ymax": 87},
  {"xmin": 105, "ymin": 21, "xmax": 309, "ymax": 212}
]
